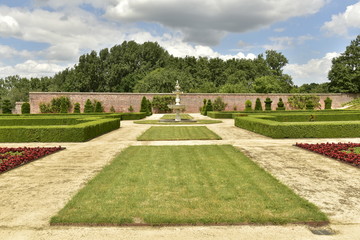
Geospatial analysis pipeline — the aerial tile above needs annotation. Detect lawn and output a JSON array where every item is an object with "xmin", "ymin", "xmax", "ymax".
[
  {"xmin": 134, "ymin": 120, "xmax": 222, "ymax": 125},
  {"xmin": 51, "ymin": 145, "xmax": 327, "ymax": 226},
  {"xmin": 137, "ymin": 126, "xmax": 222, "ymax": 141},
  {"xmin": 161, "ymin": 114, "xmax": 193, "ymax": 120}
]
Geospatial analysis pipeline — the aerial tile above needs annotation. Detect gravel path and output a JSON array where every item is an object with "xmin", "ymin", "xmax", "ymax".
[{"xmin": 1, "ymin": 114, "xmax": 360, "ymax": 239}]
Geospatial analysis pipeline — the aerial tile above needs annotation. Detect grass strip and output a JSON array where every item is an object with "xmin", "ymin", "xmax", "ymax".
[
  {"xmin": 51, "ymin": 145, "xmax": 327, "ymax": 226},
  {"xmin": 161, "ymin": 114, "xmax": 193, "ymax": 120},
  {"xmin": 134, "ymin": 120, "xmax": 222, "ymax": 125},
  {"xmin": 137, "ymin": 126, "xmax": 222, "ymax": 141}
]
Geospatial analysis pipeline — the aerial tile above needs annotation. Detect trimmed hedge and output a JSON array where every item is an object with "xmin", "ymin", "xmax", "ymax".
[
  {"xmin": 0, "ymin": 117, "xmax": 120, "ymax": 142},
  {"xmin": 118, "ymin": 112, "xmax": 147, "ymax": 120},
  {"xmin": 0, "ymin": 118, "xmax": 87, "ymax": 126},
  {"xmin": 235, "ymin": 113, "xmax": 360, "ymax": 138}
]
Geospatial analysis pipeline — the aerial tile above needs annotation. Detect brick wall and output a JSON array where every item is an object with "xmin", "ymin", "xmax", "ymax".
[{"xmin": 29, "ymin": 92, "xmax": 359, "ymax": 114}]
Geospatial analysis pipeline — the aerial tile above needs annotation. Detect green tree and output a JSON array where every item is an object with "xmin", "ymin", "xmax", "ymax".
[
  {"xmin": 2, "ymin": 99, "xmax": 12, "ymax": 114},
  {"xmin": 73, "ymin": 103, "xmax": 81, "ymax": 113},
  {"xmin": 21, "ymin": 102, "xmax": 30, "ymax": 114},
  {"xmin": 140, "ymin": 96, "xmax": 149, "ymax": 114},
  {"xmin": 94, "ymin": 101, "xmax": 104, "ymax": 112},
  {"xmin": 245, "ymin": 100, "xmax": 252, "ymax": 111},
  {"xmin": 84, "ymin": 99, "xmax": 94, "ymax": 113},
  {"xmin": 254, "ymin": 98, "xmax": 262, "ymax": 111},
  {"xmin": 265, "ymin": 50, "xmax": 289, "ymax": 76},
  {"xmin": 213, "ymin": 97, "xmax": 227, "ymax": 111},
  {"xmin": 328, "ymin": 35, "xmax": 360, "ymax": 93}
]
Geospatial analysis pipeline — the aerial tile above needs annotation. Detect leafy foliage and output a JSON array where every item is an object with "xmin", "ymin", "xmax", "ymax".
[
  {"xmin": 276, "ymin": 98, "xmax": 285, "ymax": 111},
  {"xmin": 245, "ymin": 100, "xmax": 252, "ymax": 111},
  {"xmin": 264, "ymin": 97, "xmax": 272, "ymax": 111},
  {"xmin": 287, "ymin": 95, "xmax": 320, "ymax": 110},
  {"xmin": 151, "ymin": 95, "xmax": 175, "ymax": 113},
  {"xmin": 73, "ymin": 103, "xmax": 81, "ymax": 113},
  {"xmin": 2, "ymin": 99, "xmax": 12, "ymax": 114},
  {"xmin": 324, "ymin": 97, "xmax": 332, "ymax": 110},
  {"xmin": 94, "ymin": 101, "xmax": 104, "ymax": 112},
  {"xmin": 254, "ymin": 98, "xmax": 262, "ymax": 111},
  {"xmin": 213, "ymin": 97, "xmax": 227, "ymax": 111},
  {"xmin": 21, "ymin": 102, "xmax": 30, "ymax": 114},
  {"xmin": 84, "ymin": 99, "xmax": 94, "ymax": 113},
  {"xmin": 328, "ymin": 35, "xmax": 360, "ymax": 93},
  {"xmin": 140, "ymin": 96, "xmax": 149, "ymax": 114}
]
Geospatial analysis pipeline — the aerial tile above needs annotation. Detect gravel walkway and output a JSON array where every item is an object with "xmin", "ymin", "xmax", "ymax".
[{"xmin": 1, "ymin": 114, "xmax": 360, "ymax": 239}]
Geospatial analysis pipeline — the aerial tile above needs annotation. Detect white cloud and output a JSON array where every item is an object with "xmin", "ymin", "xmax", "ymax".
[
  {"xmin": 283, "ymin": 52, "xmax": 340, "ymax": 85},
  {"xmin": 106, "ymin": 0, "xmax": 327, "ymax": 45},
  {"xmin": 322, "ymin": 2, "xmax": 360, "ymax": 36},
  {"xmin": 263, "ymin": 35, "xmax": 314, "ymax": 50},
  {"xmin": 0, "ymin": 60, "xmax": 69, "ymax": 78},
  {"xmin": 0, "ymin": 45, "xmax": 32, "ymax": 59},
  {"xmin": 0, "ymin": 15, "xmax": 20, "ymax": 36}
]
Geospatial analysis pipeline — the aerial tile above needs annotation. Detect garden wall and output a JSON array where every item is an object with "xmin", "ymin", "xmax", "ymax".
[{"xmin": 29, "ymin": 92, "xmax": 359, "ymax": 113}]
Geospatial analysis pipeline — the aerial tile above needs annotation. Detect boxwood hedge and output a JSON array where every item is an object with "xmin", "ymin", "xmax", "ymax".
[
  {"xmin": 235, "ymin": 112, "xmax": 360, "ymax": 138},
  {"xmin": 0, "ymin": 117, "xmax": 120, "ymax": 142}
]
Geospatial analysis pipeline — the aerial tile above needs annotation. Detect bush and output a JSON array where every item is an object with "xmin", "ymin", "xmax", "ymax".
[
  {"xmin": 204, "ymin": 99, "xmax": 213, "ymax": 115},
  {"xmin": 127, "ymin": 106, "xmax": 133, "ymax": 112},
  {"xmin": 73, "ymin": 103, "xmax": 81, "ymax": 113},
  {"xmin": 264, "ymin": 97, "xmax": 272, "ymax": 111},
  {"xmin": 51, "ymin": 96, "xmax": 71, "ymax": 113},
  {"xmin": 324, "ymin": 97, "xmax": 332, "ymax": 110},
  {"xmin": 140, "ymin": 96, "xmax": 148, "ymax": 113},
  {"xmin": 305, "ymin": 100, "xmax": 315, "ymax": 110},
  {"xmin": 213, "ymin": 97, "xmax": 227, "ymax": 112},
  {"xmin": 94, "ymin": 101, "xmax": 104, "ymax": 113},
  {"xmin": 84, "ymin": 99, "xmax": 94, "ymax": 113},
  {"xmin": 254, "ymin": 98, "xmax": 262, "ymax": 111},
  {"xmin": 276, "ymin": 98, "xmax": 285, "ymax": 111},
  {"xmin": 119, "ymin": 112, "xmax": 147, "ymax": 120},
  {"xmin": 147, "ymin": 99, "xmax": 152, "ymax": 116},
  {"xmin": 110, "ymin": 106, "xmax": 116, "ymax": 113},
  {"xmin": 152, "ymin": 95, "xmax": 175, "ymax": 113},
  {"xmin": 288, "ymin": 95, "xmax": 320, "ymax": 110},
  {"xmin": 39, "ymin": 103, "xmax": 52, "ymax": 113},
  {"xmin": 2, "ymin": 99, "xmax": 12, "ymax": 114},
  {"xmin": 245, "ymin": 100, "xmax": 252, "ymax": 112},
  {"xmin": 21, "ymin": 102, "xmax": 30, "ymax": 114}
]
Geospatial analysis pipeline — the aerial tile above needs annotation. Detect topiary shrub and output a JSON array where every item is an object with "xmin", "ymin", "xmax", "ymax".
[
  {"xmin": 276, "ymin": 98, "xmax": 285, "ymax": 111},
  {"xmin": 245, "ymin": 100, "xmax": 252, "ymax": 112},
  {"xmin": 213, "ymin": 97, "xmax": 227, "ymax": 112},
  {"xmin": 254, "ymin": 98, "xmax": 263, "ymax": 111},
  {"xmin": 127, "ymin": 106, "xmax": 133, "ymax": 112},
  {"xmin": 305, "ymin": 100, "xmax": 315, "ymax": 110},
  {"xmin": 152, "ymin": 95, "xmax": 175, "ymax": 113},
  {"xmin": 84, "ymin": 99, "xmax": 94, "ymax": 113},
  {"xmin": 147, "ymin": 99, "xmax": 152, "ymax": 116},
  {"xmin": 60, "ymin": 101, "xmax": 68, "ymax": 113},
  {"xmin": 201, "ymin": 99, "xmax": 207, "ymax": 115},
  {"xmin": 2, "ymin": 99, "xmax": 12, "ymax": 114},
  {"xmin": 73, "ymin": 103, "xmax": 81, "ymax": 113},
  {"xmin": 95, "ymin": 101, "xmax": 104, "ymax": 112},
  {"xmin": 21, "ymin": 102, "xmax": 30, "ymax": 114},
  {"xmin": 204, "ymin": 99, "xmax": 213, "ymax": 115},
  {"xmin": 264, "ymin": 97, "xmax": 272, "ymax": 111},
  {"xmin": 110, "ymin": 106, "xmax": 116, "ymax": 113},
  {"xmin": 324, "ymin": 97, "xmax": 332, "ymax": 110}
]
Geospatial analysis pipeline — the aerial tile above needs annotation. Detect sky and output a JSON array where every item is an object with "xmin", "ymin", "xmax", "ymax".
[{"xmin": 0, "ymin": 0, "xmax": 359, "ymax": 86}]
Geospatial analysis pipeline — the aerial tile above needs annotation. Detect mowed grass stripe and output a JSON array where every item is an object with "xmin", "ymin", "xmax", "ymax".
[
  {"xmin": 137, "ymin": 126, "xmax": 222, "ymax": 141},
  {"xmin": 51, "ymin": 145, "xmax": 327, "ymax": 225}
]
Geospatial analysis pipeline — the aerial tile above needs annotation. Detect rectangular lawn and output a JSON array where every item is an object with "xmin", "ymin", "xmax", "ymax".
[
  {"xmin": 137, "ymin": 126, "xmax": 222, "ymax": 141},
  {"xmin": 51, "ymin": 145, "xmax": 327, "ymax": 225}
]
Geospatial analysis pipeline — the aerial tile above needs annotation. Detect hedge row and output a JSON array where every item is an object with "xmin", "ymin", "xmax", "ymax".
[
  {"xmin": 207, "ymin": 110, "xmax": 360, "ymax": 119},
  {"xmin": 0, "ymin": 118, "xmax": 120, "ymax": 142},
  {"xmin": 234, "ymin": 114, "xmax": 360, "ymax": 138},
  {"xmin": 0, "ymin": 118, "xmax": 88, "ymax": 126},
  {"xmin": 273, "ymin": 113, "xmax": 360, "ymax": 122}
]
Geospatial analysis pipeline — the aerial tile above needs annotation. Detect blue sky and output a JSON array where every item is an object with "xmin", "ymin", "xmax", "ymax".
[{"xmin": 0, "ymin": 0, "xmax": 359, "ymax": 86}]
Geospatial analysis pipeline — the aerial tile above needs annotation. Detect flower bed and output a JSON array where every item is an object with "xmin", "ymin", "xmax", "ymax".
[
  {"xmin": 295, "ymin": 142, "xmax": 360, "ymax": 166},
  {"xmin": 0, "ymin": 146, "xmax": 65, "ymax": 173}
]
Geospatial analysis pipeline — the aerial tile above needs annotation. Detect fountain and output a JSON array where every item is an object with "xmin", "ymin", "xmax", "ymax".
[{"xmin": 160, "ymin": 80, "xmax": 196, "ymax": 122}]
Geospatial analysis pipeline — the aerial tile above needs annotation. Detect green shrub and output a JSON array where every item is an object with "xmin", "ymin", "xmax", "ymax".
[
  {"xmin": 204, "ymin": 99, "xmax": 213, "ymax": 115},
  {"xmin": 84, "ymin": 99, "xmax": 94, "ymax": 113},
  {"xmin": 140, "ymin": 96, "xmax": 148, "ymax": 114},
  {"xmin": 305, "ymin": 100, "xmax": 314, "ymax": 110},
  {"xmin": 119, "ymin": 112, "xmax": 147, "ymax": 120},
  {"xmin": 0, "ymin": 117, "xmax": 120, "ymax": 142},
  {"xmin": 324, "ymin": 97, "xmax": 332, "ymax": 110},
  {"xmin": 152, "ymin": 95, "xmax": 175, "ymax": 113},
  {"xmin": 288, "ymin": 95, "xmax": 320, "ymax": 110},
  {"xmin": 264, "ymin": 97, "xmax": 272, "ymax": 111},
  {"xmin": 51, "ymin": 96, "xmax": 71, "ymax": 113},
  {"xmin": 127, "ymin": 105, "xmax": 133, "ymax": 112},
  {"xmin": 234, "ymin": 113, "xmax": 360, "ymax": 138},
  {"xmin": 73, "ymin": 103, "xmax": 81, "ymax": 113},
  {"xmin": 147, "ymin": 99, "xmax": 152, "ymax": 116},
  {"xmin": 110, "ymin": 106, "xmax": 116, "ymax": 113},
  {"xmin": 2, "ymin": 99, "xmax": 12, "ymax": 114},
  {"xmin": 254, "ymin": 98, "xmax": 262, "ymax": 111},
  {"xmin": 21, "ymin": 102, "xmax": 30, "ymax": 114},
  {"xmin": 276, "ymin": 98, "xmax": 285, "ymax": 111},
  {"xmin": 94, "ymin": 101, "xmax": 104, "ymax": 113},
  {"xmin": 245, "ymin": 100, "xmax": 252, "ymax": 112},
  {"xmin": 213, "ymin": 97, "xmax": 227, "ymax": 112}
]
